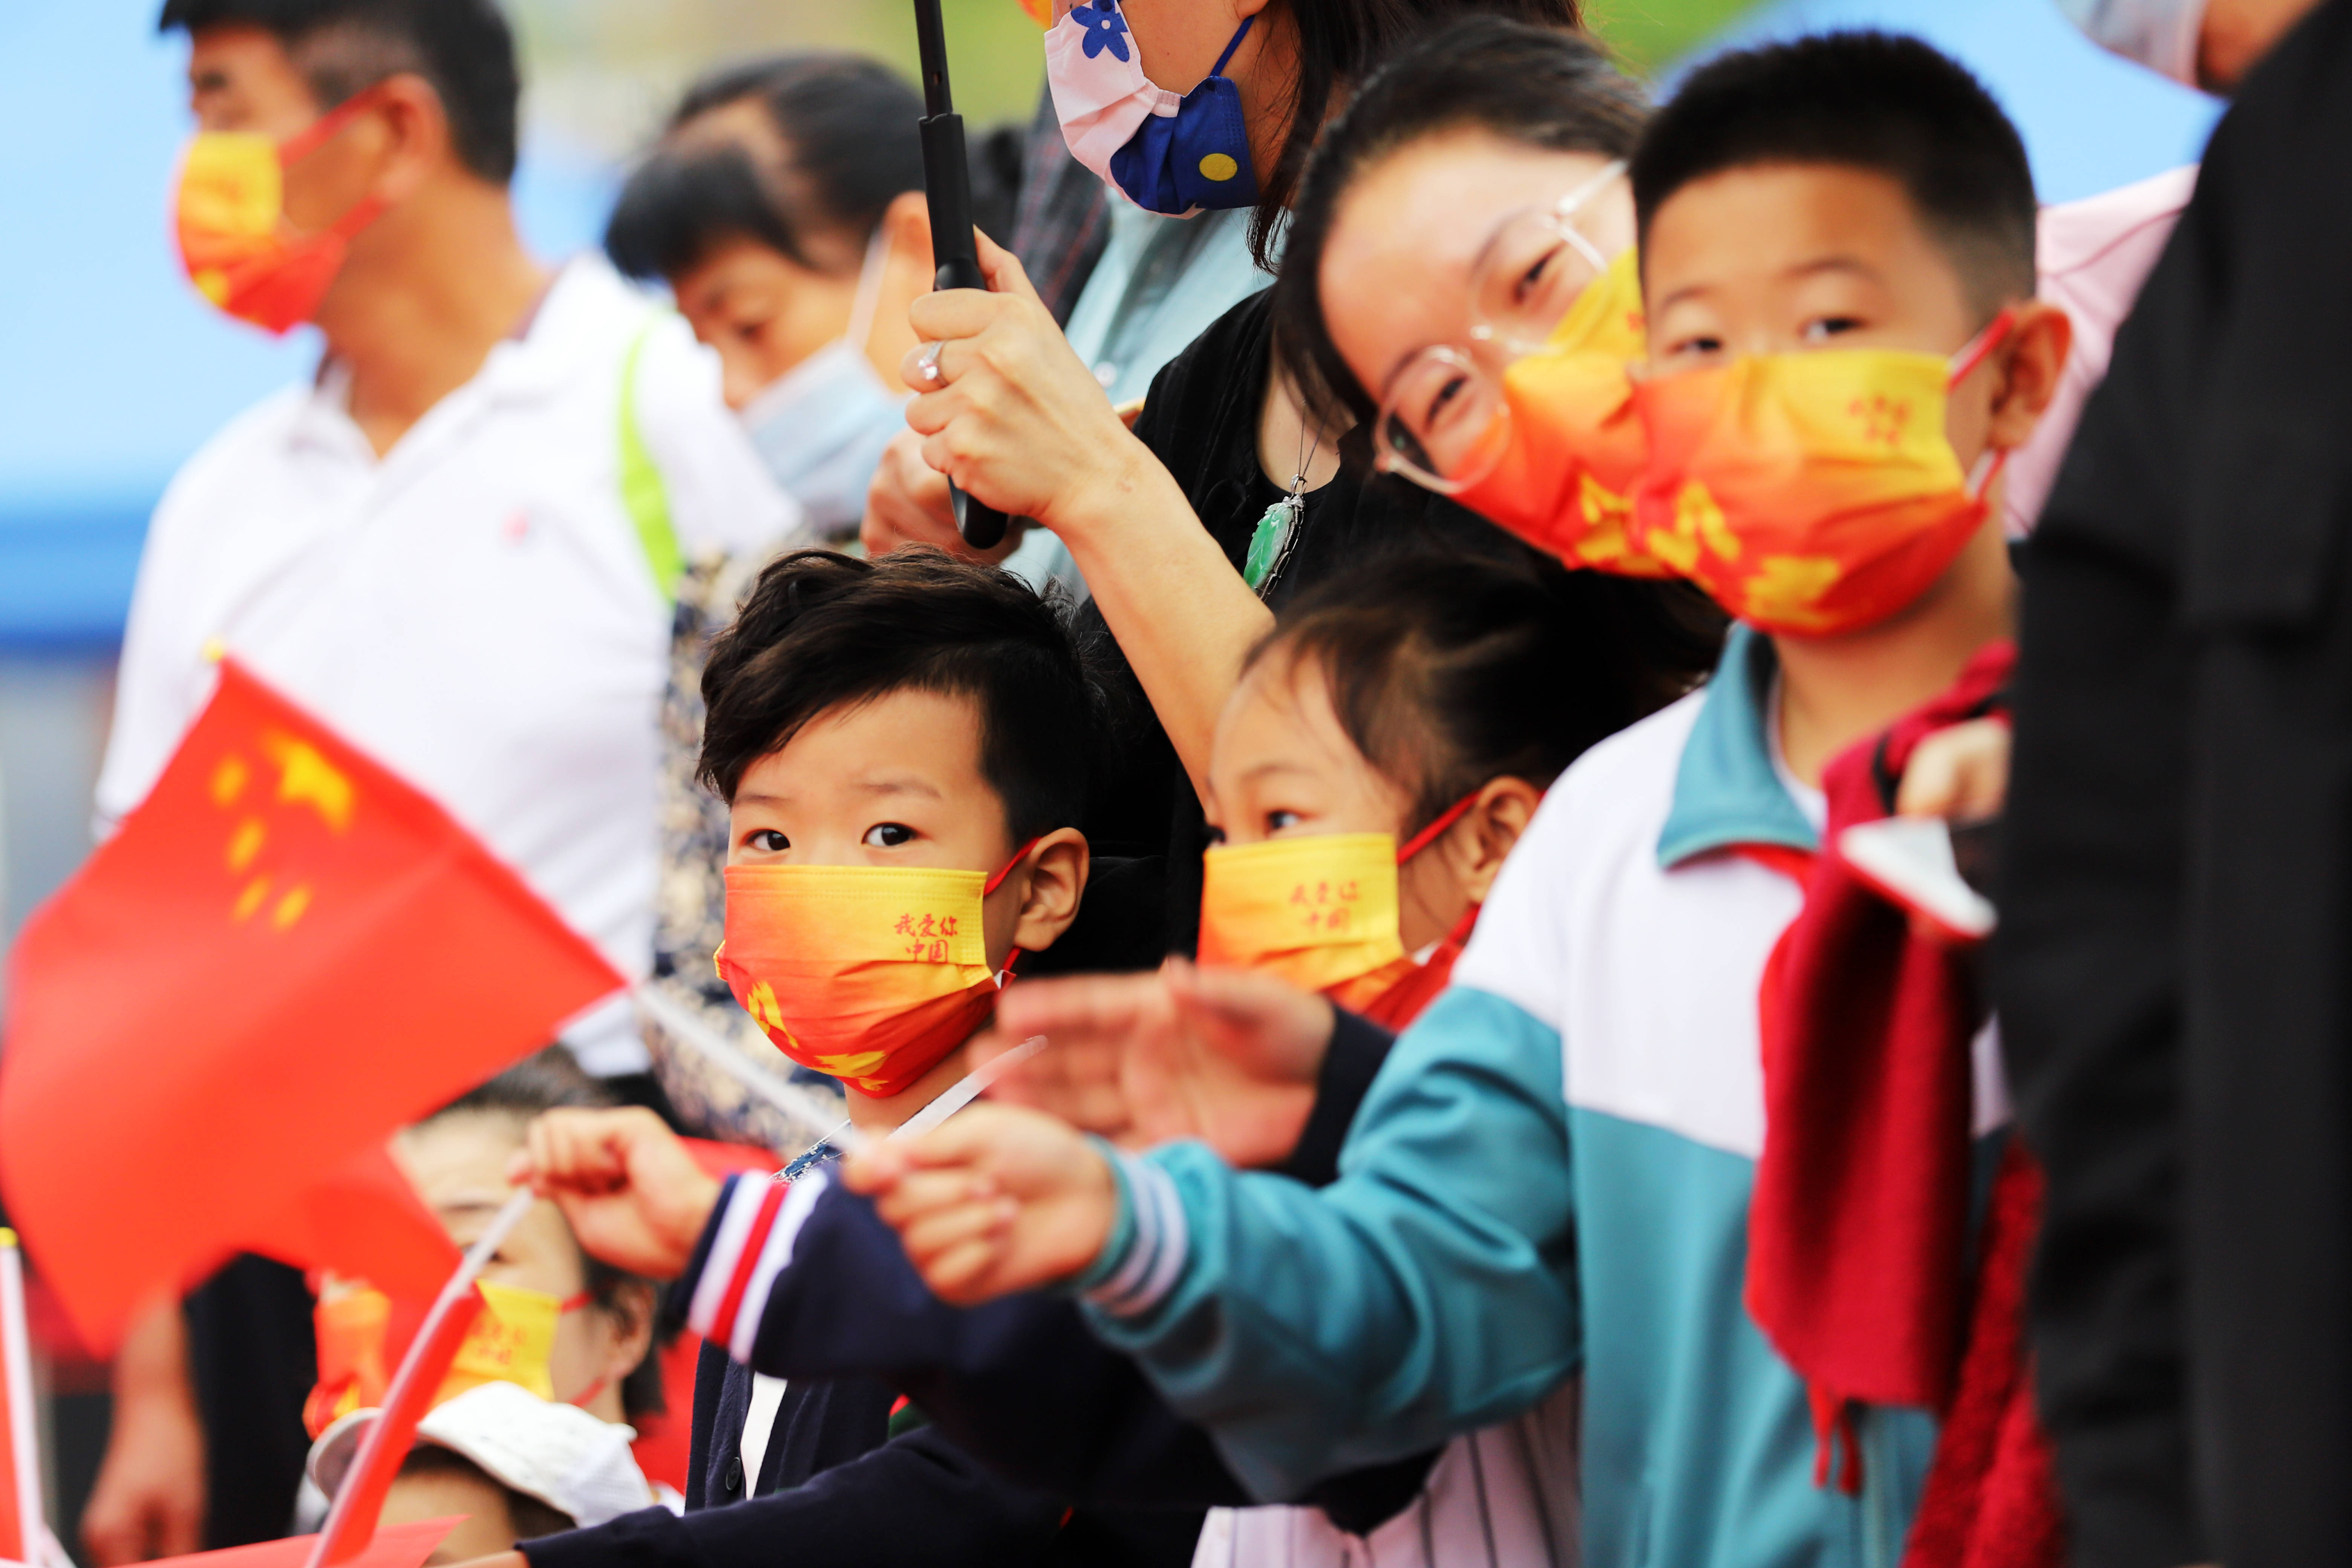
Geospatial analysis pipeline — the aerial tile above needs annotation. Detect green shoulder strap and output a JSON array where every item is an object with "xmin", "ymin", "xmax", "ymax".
[{"xmin": 618, "ymin": 321, "xmax": 684, "ymax": 604}]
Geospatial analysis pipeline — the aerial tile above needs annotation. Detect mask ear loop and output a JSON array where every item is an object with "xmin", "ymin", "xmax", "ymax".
[
  {"xmin": 1395, "ymin": 793, "xmax": 1493, "ymax": 967},
  {"xmin": 983, "ymin": 837, "xmax": 1047, "ymax": 983},
  {"xmin": 1945, "ymin": 306, "xmax": 2015, "ymax": 387},
  {"xmin": 273, "ymin": 84, "xmax": 394, "ymax": 246},
  {"xmin": 1395, "ymin": 793, "xmax": 1481, "ymax": 864},
  {"xmin": 1207, "ymin": 15, "xmax": 1255, "ymax": 82},
  {"xmin": 1946, "ymin": 307, "xmax": 2019, "ymax": 505},
  {"xmin": 276, "ymin": 84, "xmax": 388, "ymax": 165}
]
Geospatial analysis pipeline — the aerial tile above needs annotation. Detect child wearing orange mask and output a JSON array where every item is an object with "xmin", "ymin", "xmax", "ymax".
[
  {"xmin": 482, "ymin": 550, "xmax": 1701, "ymax": 1568},
  {"xmin": 302, "ymin": 1054, "xmax": 666, "ymax": 1505},
  {"xmin": 984, "ymin": 548, "xmax": 1709, "ymax": 1173},
  {"xmin": 450, "ymin": 547, "xmax": 1212, "ymax": 1567},
  {"xmin": 847, "ymin": 25, "xmax": 2074, "ymax": 1568}
]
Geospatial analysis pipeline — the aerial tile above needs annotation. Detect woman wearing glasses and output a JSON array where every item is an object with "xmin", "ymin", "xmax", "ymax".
[{"xmin": 903, "ymin": 0, "xmax": 1714, "ymax": 947}]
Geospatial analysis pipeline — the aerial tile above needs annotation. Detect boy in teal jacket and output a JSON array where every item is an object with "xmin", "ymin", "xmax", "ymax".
[{"xmin": 852, "ymin": 31, "xmax": 2072, "ymax": 1568}]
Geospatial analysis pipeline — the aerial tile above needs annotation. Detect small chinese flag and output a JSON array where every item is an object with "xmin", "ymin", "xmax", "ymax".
[{"xmin": 0, "ymin": 662, "xmax": 624, "ymax": 1351}]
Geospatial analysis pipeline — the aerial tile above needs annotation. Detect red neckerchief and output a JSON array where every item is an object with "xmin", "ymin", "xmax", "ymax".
[
  {"xmin": 1351, "ymin": 902, "xmax": 1479, "ymax": 1031},
  {"xmin": 1740, "ymin": 640, "xmax": 2063, "ymax": 1567}
]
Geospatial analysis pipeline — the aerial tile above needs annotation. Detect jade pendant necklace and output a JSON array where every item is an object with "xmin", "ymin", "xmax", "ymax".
[{"xmin": 1242, "ymin": 418, "xmax": 1323, "ymax": 597}]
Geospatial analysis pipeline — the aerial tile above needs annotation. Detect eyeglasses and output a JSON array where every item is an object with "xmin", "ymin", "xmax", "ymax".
[{"xmin": 1374, "ymin": 160, "xmax": 1626, "ymax": 495}]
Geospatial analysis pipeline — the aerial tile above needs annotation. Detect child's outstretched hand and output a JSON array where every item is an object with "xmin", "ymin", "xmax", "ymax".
[
  {"xmin": 979, "ymin": 957, "xmax": 1335, "ymax": 1170},
  {"xmin": 507, "ymin": 1107, "xmax": 720, "ymax": 1282},
  {"xmin": 842, "ymin": 1103, "xmax": 1116, "ymax": 1306}
]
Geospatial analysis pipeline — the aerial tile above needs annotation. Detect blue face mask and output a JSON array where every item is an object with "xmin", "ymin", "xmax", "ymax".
[
  {"xmin": 737, "ymin": 228, "xmax": 907, "ymax": 534},
  {"xmin": 1046, "ymin": 1, "xmax": 1260, "ymax": 217},
  {"xmin": 740, "ymin": 342, "xmax": 904, "ymax": 535}
]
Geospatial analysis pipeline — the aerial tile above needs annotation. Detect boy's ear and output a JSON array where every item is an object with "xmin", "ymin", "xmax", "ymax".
[
  {"xmin": 1453, "ymin": 777, "xmax": 1545, "ymax": 906},
  {"xmin": 1984, "ymin": 300, "xmax": 2073, "ymax": 453},
  {"xmin": 1010, "ymin": 828, "xmax": 1090, "ymax": 954}
]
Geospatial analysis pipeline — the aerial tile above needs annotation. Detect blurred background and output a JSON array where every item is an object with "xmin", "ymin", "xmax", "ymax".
[{"xmin": 0, "ymin": 0, "xmax": 2217, "ymax": 1548}]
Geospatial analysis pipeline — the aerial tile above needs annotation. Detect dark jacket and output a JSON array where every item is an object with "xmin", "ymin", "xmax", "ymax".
[
  {"xmin": 519, "ymin": 1013, "xmax": 1425, "ymax": 1568},
  {"xmin": 519, "ymin": 862, "xmax": 1187, "ymax": 1568},
  {"xmin": 1998, "ymin": 7, "xmax": 2352, "ymax": 1567},
  {"xmin": 714, "ymin": 1009, "xmax": 1434, "ymax": 1533}
]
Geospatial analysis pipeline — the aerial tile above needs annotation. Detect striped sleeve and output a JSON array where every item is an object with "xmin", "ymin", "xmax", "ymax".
[
  {"xmin": 1081, "ymin": 1145, "xmax": 1190, "ymax": 1320},
  {"xmin": 683, "ymin": 1168, "xmax": 833, "ymax": 1361}
]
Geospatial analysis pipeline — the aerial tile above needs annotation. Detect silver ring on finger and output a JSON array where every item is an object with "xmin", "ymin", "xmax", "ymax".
[{"xmin": 916, "ymin": 340, "xmax": 947, "ymax": 384}]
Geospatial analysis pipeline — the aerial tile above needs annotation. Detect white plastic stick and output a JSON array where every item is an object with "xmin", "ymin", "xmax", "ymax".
[
  {"xmin": 890, "ymin": 1036, "xmax": 1047, "ymax": 1144},
  {"xmin": 0, "ymin": 1230, "xmax": 44, "ymax": 1568},
  {"xmin": 632, "ymin": 985, "xmax": 845, "ymax": 1145},
  {"xmin": 636, "ymin": 982, "xmax": 1046, "ymax": 1158}
]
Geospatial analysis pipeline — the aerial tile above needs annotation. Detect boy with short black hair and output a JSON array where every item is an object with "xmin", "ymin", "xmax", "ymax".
[
  {"xmin": 845, "ymin": 32, "xmax": 2072, "ymax": 1568},
  {"xmin": 483, "ymin": 548, "xmax": 1198, "ymax": 1567}
]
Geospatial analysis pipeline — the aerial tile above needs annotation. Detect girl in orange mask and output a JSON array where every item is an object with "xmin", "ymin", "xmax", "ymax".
[{"xmin": 988, "ymin": 547, "xmax": 1716, "ymax": 1170}]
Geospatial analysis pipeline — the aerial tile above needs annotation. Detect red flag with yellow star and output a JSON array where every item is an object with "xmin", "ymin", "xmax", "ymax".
[{"xmin": 0, "ymin": 662, "xmax": 623, "ymax": 1351}]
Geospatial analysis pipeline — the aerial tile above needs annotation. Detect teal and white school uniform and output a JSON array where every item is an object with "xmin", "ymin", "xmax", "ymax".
[{"xmin": 1079, "ymin": 626, "xmax": 2005, "ymax": 1568}]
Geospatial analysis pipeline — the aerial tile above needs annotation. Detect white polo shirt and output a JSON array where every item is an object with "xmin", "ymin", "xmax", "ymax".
[{"xmin": 95, "ymin": 254, "xmax": 802, "ymax": 1072}]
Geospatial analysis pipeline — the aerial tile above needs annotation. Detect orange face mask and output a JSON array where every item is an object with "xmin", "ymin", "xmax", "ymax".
[
  {"xmin": 1196, "ymin": 799, "xmax": 1481, "ymax": 1027},
  {"xmin": 1626, "ymin": 313, "xmax": 2015, "ymax": 636},
  {"xmin": 174, "ymin": 89, "xmax": 387, "ymax": 335},
  {"xmin": 305, "ymin": 1277, "xmax": 588, "ymax": 1437},
  {"xmin": 1448, "ymin": 248, "xmax": 1672, "ymax": 578},
  {"xmin": 717, "ymin": 851, "xmax": 1031, "ymax": 1098}
]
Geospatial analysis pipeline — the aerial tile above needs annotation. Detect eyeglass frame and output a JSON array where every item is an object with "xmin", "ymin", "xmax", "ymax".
[{"xmin": 1371, "ymin": 159, "xmax": 1629, "ymax": 495}]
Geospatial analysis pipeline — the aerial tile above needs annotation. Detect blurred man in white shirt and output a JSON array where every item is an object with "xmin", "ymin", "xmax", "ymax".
[{"xmin": 84, "ymin": 3, "xmax": 799, "ymax": 1560}]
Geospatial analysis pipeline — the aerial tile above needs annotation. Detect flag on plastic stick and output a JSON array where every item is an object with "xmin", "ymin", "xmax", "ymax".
[
  {"xmin": 308, "ymin": 1190, "xmax": 532, "ymax": 1568},
  {"xmin": 0, "ymin": 661, "xmax": 625, "ymax": 1352},
  {"xmin": 0, "ymin": 1229, "xmax": 39, "ymax": 1568}
]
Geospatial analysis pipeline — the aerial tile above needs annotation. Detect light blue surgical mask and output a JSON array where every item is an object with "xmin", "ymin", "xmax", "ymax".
[
  {"xmin": 738, "ymin": 227, "xmax": 908, "ymax": 535},
  {"xmin": 2056, "ymin": 0, "xmax": 2206, "ymax": 84}
]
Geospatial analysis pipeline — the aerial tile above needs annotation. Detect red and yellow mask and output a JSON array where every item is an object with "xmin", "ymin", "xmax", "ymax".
[
  {"xmin": 1196, "ymin": 801, "xmax": 1481, "ymax": 1029},
  {"xmin": 1626, "ymin": 313, "xmax": 2015, "ymax": 636},
  {"xmin": 717, "ymin": 856, "xmax": 1026, "ymax": 1098},
  {"xmin": 1452, "ymin": 247, "xmax": 1672, "ymax": 578},
  {"xmin": 173, "ymin": 90, "xmax": 387, "ymax": 335},
  {"xmin": 305, "ymin": 1276, "xmax": 584, "ymax": 1438}
]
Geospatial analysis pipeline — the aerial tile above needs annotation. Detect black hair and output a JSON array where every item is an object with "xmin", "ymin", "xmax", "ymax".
[
  {"xmin": 1245, "ymin": 553, "xmax": 1720, "ymax": 836},
  {"xmin": 1276, "ymin": 16, "xmax": 1646, "ymax": 423},
  {"xmin": 158, "ymin": 0, "xmax": 518, "ymax": 184},
  {"xmin": 605, "ymin": 54, "xmax": 926, "ymax": 283},
  {"xmin": 699, "ymin": 548, "xmax": 1104, "ymax": 848},
  {"xmin": 424, "ymin": 1049, "xmax": 666, "ymax": 1422},
  {"xmin": 395, "ymin": 1446, "xmax": 574, "ymax": 1542},
  {"xmin": 1632, "ymin": 32, "xmax": 2038, "ymax": 316},
  {"xmin": 1245, "ymin": 0, "xmax": 1584, "ymax": 271}
]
